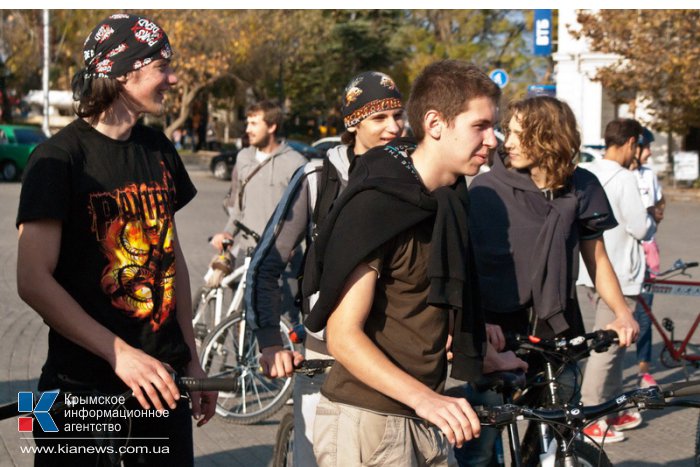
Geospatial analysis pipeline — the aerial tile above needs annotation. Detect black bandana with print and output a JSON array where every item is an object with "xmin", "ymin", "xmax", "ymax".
[{"xmin": 71, "ymin": 13, "xmax": 172, "ymax": 100}]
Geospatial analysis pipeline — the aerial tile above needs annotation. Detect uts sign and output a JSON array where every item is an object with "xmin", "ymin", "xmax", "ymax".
[{"xmin": 534, "ymin": 9, "xmax": 552, "ymax": 56}]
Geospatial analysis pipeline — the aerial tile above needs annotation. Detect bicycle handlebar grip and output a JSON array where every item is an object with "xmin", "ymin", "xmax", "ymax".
[
  {"xmin": 686, "ymin": 262, "xmax": 699, "ymax": 268},
  {"xmin": 664, "ymin": 379, "xmax": 700, "ymax": 398},
  {"xmin": 0, "ymin": 401, "xmax": 19, "ymax": 420},
  {"xmin": 177, "ymin": 377, "xmax": 238, "ymax": 392},
  {"xmin": 591, "ymin": 329, "xmax": 618, "ymax": 353}
]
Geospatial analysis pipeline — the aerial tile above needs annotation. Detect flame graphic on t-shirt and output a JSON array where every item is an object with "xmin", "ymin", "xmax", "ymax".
[{"xmin": 93, "ymin": 177, "xmax": 177, "ymax": 331}]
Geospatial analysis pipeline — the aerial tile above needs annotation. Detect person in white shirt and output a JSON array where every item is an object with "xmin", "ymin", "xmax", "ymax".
[{"xmin": 578, "ymin": 118, "xmax": 652, "ymax": 444}]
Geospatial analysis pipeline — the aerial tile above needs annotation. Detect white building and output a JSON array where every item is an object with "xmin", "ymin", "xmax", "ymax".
[{"xmin": 553, "ymin": 9, "xmax": 682, "ymax": 172}]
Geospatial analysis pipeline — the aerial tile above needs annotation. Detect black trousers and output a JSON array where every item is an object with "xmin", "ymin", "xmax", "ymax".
[{"xmin": 33, "ymin": 371, "xmax": 194, "ymax": 467}]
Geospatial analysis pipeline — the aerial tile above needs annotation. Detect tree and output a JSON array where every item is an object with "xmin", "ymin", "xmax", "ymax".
[
  {"xmin": 395, "ymin": 10, "xmax": 548, "ymax": 103},
  {"xmin": 574, "ymin": 9, "xmax": 700, "ymax": 151},
  {"xmin": 280, "ymin": 10, "xmax": 405, "ymax": 135}
]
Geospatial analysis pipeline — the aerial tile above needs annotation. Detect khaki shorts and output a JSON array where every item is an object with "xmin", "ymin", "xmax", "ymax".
[{"xmin": 313, "ymin": 396, "xmax": 457, "ymax": 467}]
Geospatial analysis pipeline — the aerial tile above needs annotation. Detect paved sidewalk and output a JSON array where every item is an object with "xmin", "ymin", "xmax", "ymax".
[{"xmin": 1, "ymin": 171, "xmax": 699, "ymax": 466}]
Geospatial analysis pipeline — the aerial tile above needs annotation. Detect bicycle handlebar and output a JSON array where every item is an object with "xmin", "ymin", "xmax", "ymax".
[
  {"xmin": 233, "ymin": 220, "xmax": 260, "ymax": 243},
  {"xmin": 176, "ymin": 376, "xmax": 238, "ymax": 393},
  {"xmin": 477, "ymin": 381, "xmax": 700, "ymax": 428},
  {"xmin": 656, "ymin": 258, "xmax": 699, "ymax": 278},
  {"xmin": 293, "ymin": 359, "xmax": 335, "ymax": 377},
  {"xmin": 663, "ymin": 379, "xmax": 700, "ymax": 398},
  {"xmin": 506, "ymin": 329, "xmax": 618, "ymax": 357}
]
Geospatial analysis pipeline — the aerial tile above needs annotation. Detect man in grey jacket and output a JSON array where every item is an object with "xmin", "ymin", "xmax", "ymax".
[
  {"xmin": 210, "ymin": 100, "xmax": 307, "ymax": 259},
  {"xmin": 578, "ymin": 118, "xmax": 653, "ymax": 444}
]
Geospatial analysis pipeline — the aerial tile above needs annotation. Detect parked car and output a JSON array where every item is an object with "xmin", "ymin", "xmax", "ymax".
[
  {"xmin": 209, "ymin": 149, "xmax": 239, "ymax": 180},
  {"xmin": 311, "ymin": 136, "xmax": 342, "ymax": 155},
  {"xmin": 578, "ymin": 144, "xmax": 605, "ymax": 168},
  {"xmin": 0, "ymin": 124, "xmax": 48, "ymax": 181},
  {"xmin": 286, "ymin": 139, "xmax": 324, "ymax": 159}
]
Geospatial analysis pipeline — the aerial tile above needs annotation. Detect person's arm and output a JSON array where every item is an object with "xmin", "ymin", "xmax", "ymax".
[
  {"xmin": 17, "ymin": 220, "xmax": 180, "ymax": 411},
  {"xmin": 249, "ymin": 169, "xmax": 312, "ymax": 378},
  {"xmin": 580, "ymin": 236, "xmax": 639, "ymax": 347},
  {"xmin": 326, "ymin": 263, "xmax": 481, "ymax": 448},
  {"xmin": 172, "ymin": 222, "xmax": 217, "ymax": 426},
  {"xmin": 622, "ymin": 174, "xmax": 656, "ymax": 241}
]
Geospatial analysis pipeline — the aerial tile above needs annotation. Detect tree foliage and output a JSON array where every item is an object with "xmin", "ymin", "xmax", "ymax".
[
  {"xmin": 574, "ymin": 9, "xmax": 700, "ymax": 135},
  {"xmin": 1, "ymin": 9, "xmax": 549, "ymax": 135}
]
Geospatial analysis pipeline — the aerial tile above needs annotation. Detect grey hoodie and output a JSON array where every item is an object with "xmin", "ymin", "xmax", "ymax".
[{"xmin": 224, "ymin": 141, "xmax": 307, "ymax": 253}]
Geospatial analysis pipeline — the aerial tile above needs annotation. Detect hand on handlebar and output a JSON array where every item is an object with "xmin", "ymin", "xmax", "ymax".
[
  {"xmin": 112, "ymin": 342, "xmax": 180, "ymax": 413},
  {"xmin": 210, "ymin": 232, "xmax": 234, "ymax": 252},
  {"xmin": 260, "ymin": 345, "xmax": 305, "ymax": 378},
  {"xmin": 605, "ymin": 312, "xmax": 639, "ymax": 348},
  {"xmin": 413, "ymin": 391, "xmax": 481, "ymax": 448},
  {"xmin": 185, "ymin": 361, "xmax": 217, "ymax": 427}
]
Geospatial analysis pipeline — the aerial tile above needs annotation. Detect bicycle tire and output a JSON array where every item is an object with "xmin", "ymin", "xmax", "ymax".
[
  {"xmin": 520, "ymin": 423, "xmax": 611, "ymax": 467},
  {"xmin": 199, "ymin": 313, "xmax": 294, "ymax": 424},
  {"xmin": 271, "ymin": 408, "xmax": 295, "ymax": 467},
  {"xmin": 191, "ymin": 285, "xmax": 235, "ymax": 342}
]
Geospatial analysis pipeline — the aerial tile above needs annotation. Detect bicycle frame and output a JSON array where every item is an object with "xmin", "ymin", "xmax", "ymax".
[
  {"xmin": 193, "ymin": 255, "xmax": 251, "ymax": 333},
  {"xmin": 638, "ymin": 278, "xmax": 700, "ymax": 365}
]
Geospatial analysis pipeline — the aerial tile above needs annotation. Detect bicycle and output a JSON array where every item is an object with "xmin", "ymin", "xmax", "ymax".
[
  {"xmin": 636, "ymin": 258, "xmax": 700, "ymax": 374},
  {"xmin": 465, "ymin": 330, "xmax": 618, "ymax": 467},
  {"xmin": 272, "ymin": 331, "xmax": 615, "ymax": 467},
  {"xmin": 193, "ymin": 219, "xmax": 296, "ymax": 424},
  {"xmin": 271, "ymin": 359, "xmax": 334, "ymax": 467},
  {"xmin": 478, "ymin": 378, "xmax": 700, "ymax": 467},
  {"xmin": 191, "ymin": 219, "xmax": 260, "ymax": 342}
]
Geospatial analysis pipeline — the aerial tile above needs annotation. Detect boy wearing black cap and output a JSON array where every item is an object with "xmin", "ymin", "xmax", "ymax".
[
  {"xmin": 246, "ymin": 70, "xmax": 405, "ymax": 467},
  {"xmin": 16, "ymin": 14, "xmax": 214, "ymax": 466},
  {"xmin": 304, "ymin": 60, "xmax": 501, "ymax": 466}
]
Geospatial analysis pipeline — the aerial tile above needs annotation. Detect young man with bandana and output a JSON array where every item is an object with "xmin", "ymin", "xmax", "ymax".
[
  {"xmin": 303, "ymin": 60, "xmax": 502, "ymax": 466},
  {"xmin": 245, "ymin": 71, "xmax": 405, "ymax": 467},
  {"xmin": 16, "ymin": 14, "xmax": 215, "ymax": 466}
]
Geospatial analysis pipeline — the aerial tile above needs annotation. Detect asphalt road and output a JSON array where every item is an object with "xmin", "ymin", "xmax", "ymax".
[{"xmin": 0, "ymin": 167, "xmax": 699, "ymax": 466}]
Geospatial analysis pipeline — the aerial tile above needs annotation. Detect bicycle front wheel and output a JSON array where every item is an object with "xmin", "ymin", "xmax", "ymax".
[
  {"xmin": 199, "ymin": 313, "xmax": 294, "ymax": 424},
  {"xmin": 521, "ymin": 425, "xmax": 612, "ymax": 467}
]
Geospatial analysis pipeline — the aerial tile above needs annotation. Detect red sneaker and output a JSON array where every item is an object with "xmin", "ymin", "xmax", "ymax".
[
  {"xmin": 639, "ymin": 373, "xmax": 658, "ymax": 388},
  {"xmin": 608, "ymin": 410, "xmax": 643, "ymax": 431},
  {"xmin": 582, "ymin": 420, "xmax": 625, "ymax": 444}
]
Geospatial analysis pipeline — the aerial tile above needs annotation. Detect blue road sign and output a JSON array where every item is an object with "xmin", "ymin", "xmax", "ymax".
[
  {"xmin": 527, "ymin": 84, "xmax": 556, "ymax": 97},
  {"xmin": 534, "ymin": 10, "xmax": 552, "ymax": 56},
  {"xmin": 489, "ymin": 69, "xmax": 509, "ymax": 88}
]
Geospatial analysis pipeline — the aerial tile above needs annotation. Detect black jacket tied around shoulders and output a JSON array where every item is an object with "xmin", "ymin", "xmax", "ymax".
[{"xmin": 302, "ymin": 138, "xmax": 485, "ymax": 382}]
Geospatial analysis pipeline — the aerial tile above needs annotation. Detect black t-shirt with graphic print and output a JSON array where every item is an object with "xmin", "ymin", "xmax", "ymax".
[{"xmin": 17, "ymin": 118, "xmax": 196, "ymax": 392}]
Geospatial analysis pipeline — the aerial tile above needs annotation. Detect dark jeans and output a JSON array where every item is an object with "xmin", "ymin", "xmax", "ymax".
[{"xmin": 634, "ymin": 291, "xmax": 654, "ymax": 364}]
